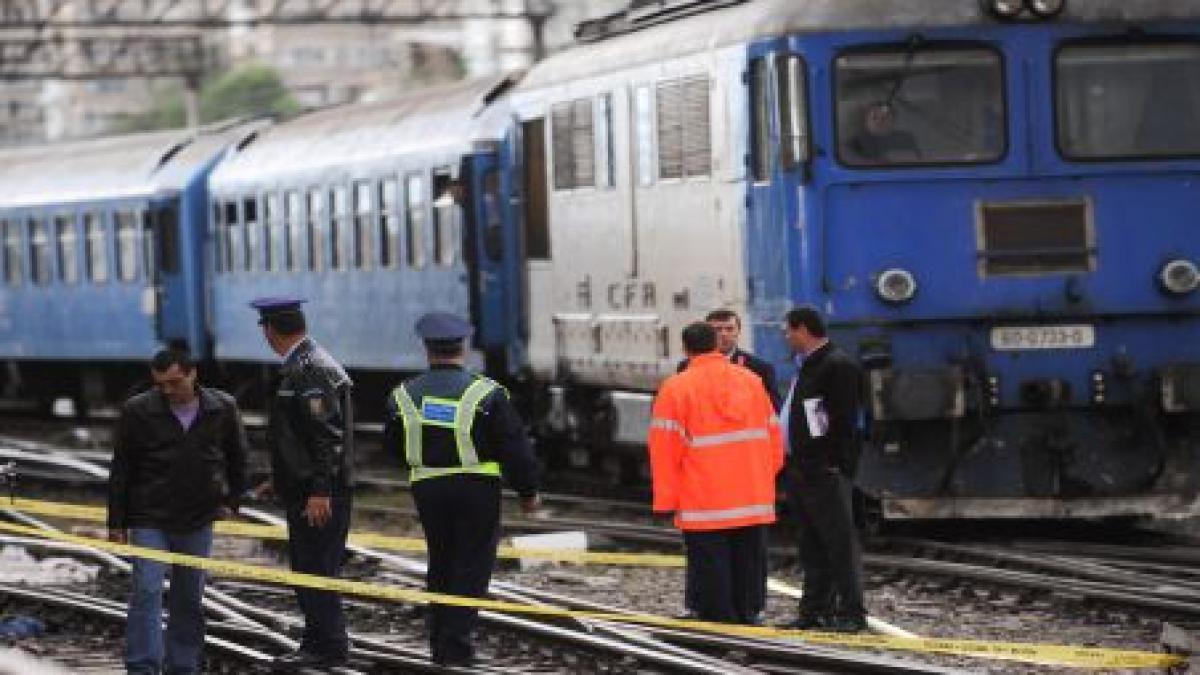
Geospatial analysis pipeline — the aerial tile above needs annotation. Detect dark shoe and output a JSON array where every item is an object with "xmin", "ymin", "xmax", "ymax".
[
  {"xmin": 781, "ymin": 614, "xmax": 827, "ymax": 630},
  {"xmin": 673, "ymin": 609, "xmax": 699, "ymax": 621},
  {"xmin": 273, "ymin": 649, "xmax": 347, "ymax": 671},
  {"xmin": 826, "ymin": 615, "xmax": 869, "ymax": 633}
]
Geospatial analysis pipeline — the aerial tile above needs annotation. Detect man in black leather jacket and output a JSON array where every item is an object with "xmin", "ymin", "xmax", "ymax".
[
  {"xmin": 782, "ymin": 305, "xmax": 867, "ymax": 633},
  {"xmin": 107, "ymin": 348, "xmax": 247, "ymax": 675},
  {"xmin": 250, "ymin": 297, "xmax": 354, "ymax": 670}
]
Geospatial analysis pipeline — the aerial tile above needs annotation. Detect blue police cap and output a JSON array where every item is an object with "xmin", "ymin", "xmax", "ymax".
[
  {"xmin": 250, "ymin": 296, "xmax": 307, "ymax": 323},
  {"xmin": 415, "ymin": 312, "xmax": 473, "ymax": 342}
]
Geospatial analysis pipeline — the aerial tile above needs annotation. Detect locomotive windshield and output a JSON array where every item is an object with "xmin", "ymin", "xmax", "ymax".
[
  {"xmin": 834, "ymin": 46, "xmax": 1005, "ymax": 167},
  {"xmin": 1056, "ymin": 43, "xmax": 1200, "ymax": 160}
]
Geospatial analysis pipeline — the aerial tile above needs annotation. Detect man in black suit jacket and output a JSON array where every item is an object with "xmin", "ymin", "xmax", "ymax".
[
  {"xmin": 675, "ymin": 309, "xmax": 778, "ymax": 622},
  {"xmin": 678, "ymin": 309, "xmax": 780, "ymax": 409},
  {"xmin": 782, "ymin": 305, "xmax": 867, "ymax": 633}
]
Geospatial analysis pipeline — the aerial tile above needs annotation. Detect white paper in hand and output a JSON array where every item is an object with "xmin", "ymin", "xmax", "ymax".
[{"xmin": 803, "ymin": 397, "xmax": 828, "ymax": 438}]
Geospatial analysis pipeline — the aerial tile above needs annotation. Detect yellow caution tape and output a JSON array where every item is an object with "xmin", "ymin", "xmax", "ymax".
[
  {"xmin": 3, "ymin": 497, "xmax": 685, "ymax": 567},
  {"xmin": 0, "ymin": 519, "xmax": 1182, "ymax": 670}
]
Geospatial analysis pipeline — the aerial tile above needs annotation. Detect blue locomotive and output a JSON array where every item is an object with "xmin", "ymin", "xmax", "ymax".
[{"xmin": 1, "ymin": 0, "xmax": 1197, "ymax": 520}]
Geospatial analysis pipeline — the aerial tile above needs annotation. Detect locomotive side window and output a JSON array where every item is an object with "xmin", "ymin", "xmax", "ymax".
[
  {"xmin": 84, "ymin": 212, "xmax": 107, "ymax": 283},
  {"xmin": 380, "ymin": 179, "xmax": 399, "ymax": 269},
  {"xmin": 353, "ymin": 181, "xmax": 373, "ymax": 271},
  {"xmin": 777, "ymin": 53, "xmax": 810, "ymax": 170},
  {"xmin": 308, "ymin": 189, "xmax": 325, "ymax": 272},
  {"xmin": 286, "ymin": 191, "xmax": 302, "ymax": 271},
  {"xmin": 330, "ymin": 185, "xmax": 348, "ymax": 271},
  {"xmin": 29, "ymin": 217, "xmax": 51, "ymax": 286},
  {"xmin": 750, "ymin": 58, "xmax": 774, "ymax": 182},
  {"xmin": 405, "ymin": 173, "xmax": 427, "ymax": 269},
  {"xmin": 634, "ymin": 86, "xmax": 654, "ymax": 186},
  {"xmin": 264, "ymin": 193, "xmax": 281, "ymax": 272},
  {"xmin": 596, "ymin": 93, "xmax": 615, "ymax": 189},
  {"xmin": 835, "ymin": 46, "xmax": 1005, "ymax": 167},
  {"xmin": 1, "ymin": 220, "xmax": 19, "ymax": 285},
  {"xmin": 521, "ymin": 118, "xmax": 551, "ymax": 260},
  {"xmin": 551, "ymin": 98, "xmax": 596, "ymax": 190},
  {"xmin": 114, "ymin": 210, "xmax": 139, "ymax": 282},
  {"xmin": 1057, "ymin": 43, "xmax": 1200, "ymax": 160},
  {"xmin": 656, "ymin": 76, "xmax": 711, "ymax": 180},
  {"xmin": 55, "ymin": 214, "xmax": 78, "ymax": 284},
  {"xmin": 243, "ymin": 197, "xmax": 260, "ymax": 273}
]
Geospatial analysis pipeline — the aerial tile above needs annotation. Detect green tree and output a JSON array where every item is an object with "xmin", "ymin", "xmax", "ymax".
[
  {"xmin": 115, "ymin": 63, "xmax": 299, "ymax": 133},
  {"xmin": 199, "ymin": 63, "xmax": 299, "ymax": 123}
]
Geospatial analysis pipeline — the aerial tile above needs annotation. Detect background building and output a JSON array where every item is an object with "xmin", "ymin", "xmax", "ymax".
[{"xmin": 0, "ymin": 0, "xmax": 621, "ymax": 145}]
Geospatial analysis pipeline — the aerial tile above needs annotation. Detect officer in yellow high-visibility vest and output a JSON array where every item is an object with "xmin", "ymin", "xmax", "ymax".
[{"xmin": 384, "ymin": 312, "xmax": 540, "ymax": 667}]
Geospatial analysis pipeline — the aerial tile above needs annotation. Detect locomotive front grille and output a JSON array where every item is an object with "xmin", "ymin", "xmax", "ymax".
[{"xmin": 976, "ymin": 199, "xmax": 1095, "ymax": 276}]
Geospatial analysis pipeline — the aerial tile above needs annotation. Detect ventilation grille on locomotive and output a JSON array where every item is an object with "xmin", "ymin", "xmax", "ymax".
[{"xmin": 977, "ymin": 200, "xmax": 1094, "ymax": 276}]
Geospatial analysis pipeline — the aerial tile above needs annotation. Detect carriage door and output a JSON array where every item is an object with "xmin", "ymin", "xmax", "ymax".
[
  {"xmin": 746, "ymin": 48, "xmax": 810, "ymax": 366},
  {"xmin": 146, "ymin": 197, "xmax": 186, "ymax": 347},
  {"xmin": 465, "ymin": 148, "xmax": 523, "ymax": 372}
]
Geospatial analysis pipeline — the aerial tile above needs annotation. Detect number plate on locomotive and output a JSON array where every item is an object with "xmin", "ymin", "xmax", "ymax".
[{"xmin": 990, "ymin": 325, "xmax": 1095, "ymax": 351}]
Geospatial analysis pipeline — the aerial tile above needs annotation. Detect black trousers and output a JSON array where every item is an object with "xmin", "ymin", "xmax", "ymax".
[
  {"xmin": 412, "ymin": 475, "xmax": 501, "ymax": 664},
  {"xmin": 285, "ymin": 487, "xmax": 352, "ymax": 658},
  {"xmin": 685, "ymin": 527, "xmax": 768, "ymax": 617},
  {"xmin": 682, "ymin": 525, "xmax": 767, "ymax": 624},
  {"xmin": 788, "ymin": 468, "xmax": 865, "ymax": 619}
]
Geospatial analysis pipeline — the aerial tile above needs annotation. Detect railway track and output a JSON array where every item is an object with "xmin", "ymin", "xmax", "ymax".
[{"xmin": 0, "ymin": 433, "xmax": 958, "ymax": 674}]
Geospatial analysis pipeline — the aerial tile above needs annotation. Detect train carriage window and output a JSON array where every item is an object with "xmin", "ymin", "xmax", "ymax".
[
  {"xmin": 596, "ymin": 93, "xmax": 615, "ymax": 188},
  {"xmin": 551, "ymin": 98, "xmax": 595, "ymax": 190},
  {"xmin": 750, "ymin": 57, "xmax": 774, "ymax": 182},
  {"xmin": 154, "ymin": 206, "xmax": 180, "ymax": 275},
  {"xmin": 431, "ymin": 169, "xmax": 458, "ymax": 268},
  {"xmin": 212, "ymin": 202, "xmax": 225, "ymax": 273},
  {"xmin": 379, "ymin": 179, "xmax": 399, "ymax": 269},
  {"xmin": 835, "ymin": 46, "xmax": 1005, "ymax": 167},
  {"xmin": 114, "ymin": 211, "xmax": 139, "ymax": 282},
  {"xmin": 286, "ymin": 191, "xmax": 302, "ymax": 271},
  {"xmin": 243, "ymin": 197, "xmax": 260, "ymax": 272},
  {"xmin": 224, "ymin": 201, "xmax": 243, "ymax": 274},
  {"xmin": 1057, "ymin": 43, "xmax": 1200, "ymax": 160},
  {"xmin": 55, "ymin": 214, "xmax": 79, "ymax": 285},
  {"xmin": 140, "ymin": 211, "xmax": 156, "ymax": 281},
  {"xmin": 264, "ymin": 193, "xmax": 281, "ymax": 272},
  {"xmin": 308, "ymin": 189, "xmax": 325, "ymax": 272},
  {"xmin": 84, "ymin": 213, "xmax": 107, "ymax": 283},
  {"xmin": 330, "ymin": 185, "xmax": 348, "ymax": 271},
  {"xmin": 353, "ymin": 181, "xmax": 373, "ymax": 271},
  {"xmin": 656, "ymin": 76, "xmax": 712, "ymax": 180},
  {"xmin": 1, "ymin": 221, "xmax": 20, "ymax": 285},
  {"xmin": 29, "ymin": 218, "xmax": 51, "ymax": 286},
  {"xmin": 405, "ymin": 173, "xmax": 427, "ymax": 269}
]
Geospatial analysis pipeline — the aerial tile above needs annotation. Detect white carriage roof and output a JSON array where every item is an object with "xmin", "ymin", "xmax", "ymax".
[
  {"xmin": 0, "ymin": 120, "xmax": 262, "ymax": 210},
  {"xmin": 518, "ymin": 0, "xmax": 1200, "ymax": 89},
  {"xmin": 209, "ymin": 76, "xmax": 513, "ymax": 192}
]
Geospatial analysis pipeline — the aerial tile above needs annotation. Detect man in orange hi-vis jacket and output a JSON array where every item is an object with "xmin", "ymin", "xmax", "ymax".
[{"xmin": 649, "ymin": 322, "xmax": 785, "ymax": 624}]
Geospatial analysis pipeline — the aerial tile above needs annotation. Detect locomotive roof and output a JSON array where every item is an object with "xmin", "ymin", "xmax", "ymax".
[
  {"xmin": 518, "ymin": 0, "xmax": 1200, "ymax": 89},
  {"xmin": 209, "ymin": 76, "xmax": 512, "ymax": 192},
  {"xmin": 0, "ymin": 120, "xmax": 262, "ymax": 210}
]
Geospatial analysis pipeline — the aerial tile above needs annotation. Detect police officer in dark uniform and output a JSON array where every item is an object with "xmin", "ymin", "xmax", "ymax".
[
  {"xmin": 384, "ymin": 312, "xmax": 539, "ymax": 667},
  {"xmin": 249, "ymin": 297, "xmax": 355, "ymax": 669}
]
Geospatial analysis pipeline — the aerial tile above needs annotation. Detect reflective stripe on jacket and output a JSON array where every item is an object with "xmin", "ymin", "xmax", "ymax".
[
  {"xmin": 648, "ymin": 351, "xmax": 785, "ymax": 531},
  {"xmin": 391, "ymin": 377, "xmax": 503, "ymax": 482}
]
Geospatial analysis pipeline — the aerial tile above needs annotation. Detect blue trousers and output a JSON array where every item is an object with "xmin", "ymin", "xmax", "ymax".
[
  {"xmin": 126, "ymin": 525, "xmax": 213, "ymax": 675},
  {"xmin": 285, "ymin": 488, "xmax": 352, "ymax": 659}
]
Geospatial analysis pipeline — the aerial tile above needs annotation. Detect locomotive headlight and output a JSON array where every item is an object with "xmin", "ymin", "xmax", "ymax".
[
  {"xmin": 1027, "ymin": 0, "xmax": 1065, "ymax": 18},
  {"xmin": 985, "ymin": 0, "xmax": 1024, "ymax": 19},
  {"xmin": 1159, "ymin": 259, "xmax": 1200, "ymax": 296},
  {"xmin": 875, "ymin": 268, "xmax": 917, "ymax": 305}
]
